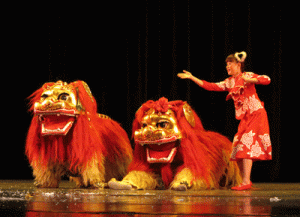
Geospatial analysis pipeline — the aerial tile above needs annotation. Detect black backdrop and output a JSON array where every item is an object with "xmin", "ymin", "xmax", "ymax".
[{"xmin": 2, "ymin": 1, "xmax": 294, "ymax": 182}]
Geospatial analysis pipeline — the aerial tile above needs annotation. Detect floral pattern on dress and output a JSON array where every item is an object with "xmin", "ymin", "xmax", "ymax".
[
  {"xmin": 247, "ymin": 141, "xmax": 265, "ymax": 158},
  {"xmin": 233, "ymin": 135, "xmax": 239, "ymax": 145},
  {"xmin": 244, "ymin": 72, "xmax": 255, "ymax": 79},
  {"xmin": 259, "ymin": 134, "xmax": 271, "ymax": 151},
  {"xmin": 244, "ymin": 95, "xmax": 263, "ymax": 114},
  {"xmin": 235, "ymin": 94, "xmax": 264, "ymax": 119},
  {"xmin": 240, "ymin": 130, "xmax": 256, "ymax": 149},
  {"xmin": 235, "ymin": 107, "xmax": 244, "ymax": 120},
  {"xmin": 215, "ymin": 81, "xmax": 226, "ymax": 90},
  {"xmin": 215, "ymin": 78, "xmax": 235, "ymax": 91},
  {"xmin": 231, "ymin": 131, "xmax": 272, "ymax": 160},
  {"xmin": 258, "ymin": 75, "xmax": 271, "ymax": 82},
  {"xmin": 231, "ymin": 143, "xmax": 244, "ymax": 159},
  {"xmin": 225, "ymin": 78, "xmax": 235, "ymax": 89}
]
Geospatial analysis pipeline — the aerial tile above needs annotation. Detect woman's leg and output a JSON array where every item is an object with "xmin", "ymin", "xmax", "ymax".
[{"xmin": 237, "ymin": 159, "xmax": 253, "ymax": 186}]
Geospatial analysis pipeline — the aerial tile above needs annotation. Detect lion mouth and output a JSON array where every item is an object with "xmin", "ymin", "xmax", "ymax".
[
  {"xmin": 37, "ymin": 111, "xmax": 76, "ymax": 136},
  {"xmin": 145, "ymin": 141, "xmax": 178, "ymax": 164},
  {"xmin": 136, "ymin": 136, "xmax": 179, "ymax": 163}
]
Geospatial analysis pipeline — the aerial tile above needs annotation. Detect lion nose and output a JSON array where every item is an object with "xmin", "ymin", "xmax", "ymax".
[
  {"xmin": 155, "ymin": 130, "xmax": 165, "ymax": 140},
  {"xmin": 41, "ymin": 98, "xmax": 56, "ymax": 109},
  {"xmin": 143, "ymin": 126, "xmax": 154, "ymax": 138}
]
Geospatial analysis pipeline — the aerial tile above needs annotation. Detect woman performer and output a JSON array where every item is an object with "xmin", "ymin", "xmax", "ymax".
[{"xmin": 177, "ymin": 51, "xmax": 272, "ymax": 190}]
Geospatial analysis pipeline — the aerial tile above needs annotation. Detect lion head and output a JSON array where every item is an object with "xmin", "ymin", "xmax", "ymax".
[
  {"xmin": 134, "ymin": 98, "xmax": 195, "ymax": 164},
  {"xmin": 32, "ymin": 80, "xmax": 86, "ymax": 136}
]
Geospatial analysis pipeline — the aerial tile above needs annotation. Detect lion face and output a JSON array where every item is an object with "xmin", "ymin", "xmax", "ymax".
[
  {"xmin": 134, "ymin": 108, "xmax": 182, "ymax": 164},
  {"xmin": 34, "ymin": 81, "xmax": 80, "ymax": 136}
]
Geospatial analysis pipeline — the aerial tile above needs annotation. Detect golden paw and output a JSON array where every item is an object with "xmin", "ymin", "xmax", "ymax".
[
  {"xmin": 89, "ymin": 182, "xmax": 107, "ymax": 189},
  {"xmin": 170, "ymin": 182, "xmax": 188, "ymax": 191},
  {"xmin": 108, "ymin": 178, "xmax": 133, "ymax": 190},
  {"xmin": 34, "ymin": 180, "xmax": 59, "ymax": 188}
]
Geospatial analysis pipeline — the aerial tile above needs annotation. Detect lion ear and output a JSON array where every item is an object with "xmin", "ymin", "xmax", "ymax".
[
  {"xmin": 75, "ymin": 81, "xmax": 94, "ymax": 112},
  {"xmin": 75, "ymin": 87, "xmax": 84, "ymax": 112},
  {"xmin": 183, "ymin": 103, "xmax": 195, "ymax": 127},
  {"xmin": 71, "ymin": 81, "xmax": 97, "ymax": 114},
  {"xmin": 80, "ymin": 81, "xmax": 94, "ymax": 102}
]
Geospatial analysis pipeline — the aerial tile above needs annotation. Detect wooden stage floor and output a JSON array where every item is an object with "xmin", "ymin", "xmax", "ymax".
[{"xmin": 0, "ymin": 180, "xmax": 299, "ymax": 216}]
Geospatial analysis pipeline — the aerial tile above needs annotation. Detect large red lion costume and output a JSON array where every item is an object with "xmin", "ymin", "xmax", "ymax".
[
  {"xmin": 26, "ymin": 80, "xmax": 132, "ymax": 188},
  {"xmin": 109, "ymin": 97, "xmax": 241, "ymax": 190}
]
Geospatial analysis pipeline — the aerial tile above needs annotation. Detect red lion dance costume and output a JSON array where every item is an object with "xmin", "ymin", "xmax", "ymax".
[
  {"xmin": 109, "ymin": 97, "xmax": 241, "ymax": 190},
  {"xmin": 26, "ymin": 80, "xmax": 132, "ymax": 188}
]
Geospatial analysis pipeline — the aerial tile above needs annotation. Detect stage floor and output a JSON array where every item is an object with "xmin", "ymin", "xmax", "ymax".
[{"xmin": 0, "ymin": 180, "xmax": 299, "ymax": 216}]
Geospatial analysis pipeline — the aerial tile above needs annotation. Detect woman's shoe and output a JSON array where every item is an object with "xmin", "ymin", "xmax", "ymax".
[{"xmin": 231, "ymin": 182, "xmax": 252, "ymax": 191}]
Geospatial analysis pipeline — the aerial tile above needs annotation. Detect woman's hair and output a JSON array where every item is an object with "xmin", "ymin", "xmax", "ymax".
[{"xmin": 226, "ymin": 52, "xmax": 247, "ymax": 72}]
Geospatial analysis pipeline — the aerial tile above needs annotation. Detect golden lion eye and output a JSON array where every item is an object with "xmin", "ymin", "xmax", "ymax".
[
  {"xmin": 58, "ymin": 93, "xmax": 69, "ymax": 101},
  {"xmin": 157, "ymin": 121, "xmax": 168, "ymax": 128},
  {"xmin": 41, "ymin": 94, "xmax": 48, "ymax": 100}
]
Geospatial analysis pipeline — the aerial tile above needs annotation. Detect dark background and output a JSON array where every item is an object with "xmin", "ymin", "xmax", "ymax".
[{"xmin": 2, "ymin": 1, "xmax": 295, "ymax": 182}]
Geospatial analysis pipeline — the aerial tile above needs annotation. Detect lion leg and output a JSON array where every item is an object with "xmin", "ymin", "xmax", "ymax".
[
  {"xmin": 108, "ymin": 171, "xmax": 161, "ymax": 190},
  {"xmin": 178, "ymin": 160, "xmax": 242, "ymax": 190},
  {"xmin": 74, "ymin": 157, "xmax": 106, "ymax": 189},
  {"xmin": 170, "ymin": 168, "xmax": 195, "ymax": 191},
  {"xmin": 216, "ymin": 149, "xmax": 243, "ymax": 188},
  {"xmin": 171, "ymin": 167, "xmax": 215, "ymax": 191},
  {"xmin": 31, "ymin": 161, "xmax": 63, "ymax": 188},
  {"xmin": 224, "ymin": 160, "xmax": 243, "ymax": 188},
  {"xmin": 69, "ymin": 176, "xmax": 85, "ymax": 188},
  {"xmin": 170, "ymin": 162, "xmax": 242, "ymax": 191}
]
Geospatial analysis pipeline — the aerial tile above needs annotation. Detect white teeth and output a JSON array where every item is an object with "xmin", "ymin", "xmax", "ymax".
[
  {"xmin": 146, "ymin": 147, "xmax": 177, "ymax": 163},
  {"xmin": 137, "ymin": 136, "xmax": 178, "ymax": 145},
  {"xmin": 41, "ymin": 121, "xmax": 74, "ymax": 135}
]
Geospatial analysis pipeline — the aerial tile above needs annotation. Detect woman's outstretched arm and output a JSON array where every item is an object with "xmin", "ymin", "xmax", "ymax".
[
  {"xmin": 178, "ymin": 70, "xmax": 227, "ymax": 92},
  {"xmin": 177, "ymin": 70, "xmax": 203, "ymax": 86}
]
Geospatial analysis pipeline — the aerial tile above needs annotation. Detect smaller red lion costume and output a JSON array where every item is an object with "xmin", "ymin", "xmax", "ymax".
[
  {"xmin": 26, "ymin": 80, "xmax": 132, "ymax": 188},
  {"xmin": 109, "ymin": 97, "xmax": 241, "ymax": 190}
]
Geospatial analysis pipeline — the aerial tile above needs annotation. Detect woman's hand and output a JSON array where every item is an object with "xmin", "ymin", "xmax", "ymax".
[
  {"xmin": 178, "ymin": 70, "xmax": 204, "ymax": 86},
  {"xmin": 177, "ymin": 70, "xmax": 193, "ymax": 79}
]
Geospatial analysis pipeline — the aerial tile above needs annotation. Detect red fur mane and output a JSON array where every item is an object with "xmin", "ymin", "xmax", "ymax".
[
  {"xmin": 26, "ymin": 81, "xmax": 132, "ymax": 174},
  {"xmin": 129, "ymin": 97, "xmax": 232, "ymax": 187}
]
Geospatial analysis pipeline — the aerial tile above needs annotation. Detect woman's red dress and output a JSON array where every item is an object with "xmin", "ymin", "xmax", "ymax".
[{"xmin": 201, "ymin": 72, "xmax": 272, "ymax": 161}]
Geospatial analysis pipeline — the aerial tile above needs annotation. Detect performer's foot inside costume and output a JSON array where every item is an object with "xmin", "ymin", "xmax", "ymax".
[{"xmin": 108, "ymin": 179, "xmax": 134, "ymax": 190}]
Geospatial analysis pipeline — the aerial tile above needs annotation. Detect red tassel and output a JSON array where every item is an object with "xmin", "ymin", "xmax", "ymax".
[{"xmin": 160, "ymin": 163, "xmax": 173, "ymax": 188}]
